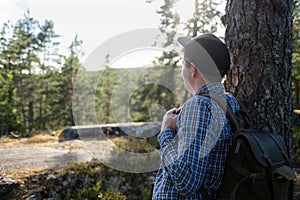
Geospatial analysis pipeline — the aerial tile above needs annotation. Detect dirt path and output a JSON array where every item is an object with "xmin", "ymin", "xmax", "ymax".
[
  {"xmin": 0, "ymin": 147, "xmax": 88, "ymax": 172},
  {"xmin": 0, "ymin": 140, "xmax": 113, "ymax": 174}
]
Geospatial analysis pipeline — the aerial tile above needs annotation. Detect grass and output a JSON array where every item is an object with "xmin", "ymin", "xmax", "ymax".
[
  {"xmin": 8, "ymin": 159, "xmax": 154, "ymax": 200},
  {"xmin": 26, "ymin": 134, "xmax": 57, "ymax": 143},
  {"xmin": 5, "ymin": 166, "xmax": 55, "ymax": 181},
  {"xmin": 1, "ymin": 128, "xmax": 299, "ymax": 199},
  {"xmin": 0, "ymin": 134, "xmax": 59, "ymax": 148},
  {"xmin": 110, "ymin": 136, "xmax": 154, "ymax": 153}
]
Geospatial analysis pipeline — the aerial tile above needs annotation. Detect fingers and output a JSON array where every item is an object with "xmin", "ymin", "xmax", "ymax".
[
  {"xmin": 166, "ymin": 107, "xmax": 181, "ymax": 115},
  {"xmin": 166, "ymin": 108, "xmax": 178, "ymax": 115},
  {"xmin": 175, "ymin": 106, "xmax": 182, "ymax": 115},
  {"xmin": 161, "ymin": 111, "xmax": 178, "ymax": 131}
]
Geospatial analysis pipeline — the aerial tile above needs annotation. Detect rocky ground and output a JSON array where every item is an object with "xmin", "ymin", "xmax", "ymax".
[
  {"xmin": 0, "ymin": 135, "xmax": 116, "ymax": 199},
  {"xmin": 0, "ymin": 140, "xmax": 111, "ymax": 173},
  {"xmin": 0, "ymin": 132, "xmax": 159, "ymax": 199},
  {"xmin": 0, "ymin": 133, "xmax": 300, "ymax": 200}
]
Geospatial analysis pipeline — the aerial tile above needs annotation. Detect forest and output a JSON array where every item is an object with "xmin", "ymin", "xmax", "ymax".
[
  {"xmin": 1, "ymin": 0, "xmax": 300, "ymax": 199},
  {"xmin": 0, "ymin": 0, "xmax": 220, "ymax": 136},
  {"xmin": 0, "ymin": 14, "xmax": 179, "ymax": 136},
  {"xmin": 0, "ymin": 0, "xmax": 299, "ymax": 137}
]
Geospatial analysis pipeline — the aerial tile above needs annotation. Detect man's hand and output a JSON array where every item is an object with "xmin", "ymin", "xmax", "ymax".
[{"xmin": 160, "ymin": 108, "xmax": 180, "ymax": 132}]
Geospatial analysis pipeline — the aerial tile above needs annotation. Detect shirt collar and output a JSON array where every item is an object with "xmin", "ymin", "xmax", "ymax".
[{"xmin": 193, "ymin": 82, "xmax": 225, "ymax": 96}]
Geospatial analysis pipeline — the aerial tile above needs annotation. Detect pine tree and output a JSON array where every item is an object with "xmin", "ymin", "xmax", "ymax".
[
  {"xmin": 0, "ymin": 13, "xmax": 63, "ymax": 134},
  {"xmin": 0, "ymin": 72, "xmax": 18, "ymax": 135},
  {"xmin": 223, "ymin": 0, "xmax": 294, "ymax": 164},
  {"xmin": 0, "ymin": 22, "xmax": 20, "ymax": 135},
  {"xmin": 146, "ymin": 0, "xmax": 223, "ymax": 104},
  {"xmin": 292, "ymin": 1, "xmax": 300, "ymax": 108},
  {"xmin": 95, "ymin": 55, "xmax": 118, "ymax": 124},
  {"xmin": 185, "ymin": 0, "xmax": 223, "ymax": 37},
  {"xmin": 51, "ymin": 36, "xmax": 82, "ymax": 128},
  {"xmin": 35, "ymin": 20, "xmax": 61, "ymax": 129}
]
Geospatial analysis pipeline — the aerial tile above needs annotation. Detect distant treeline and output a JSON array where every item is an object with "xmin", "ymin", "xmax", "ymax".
[
  {"xmin": 1, "ymin": 0, "xmax": 299, "ymax": 136},
  {"xmin": 0, "ymin": 13, "xmax": 184, "ymax": 136}
]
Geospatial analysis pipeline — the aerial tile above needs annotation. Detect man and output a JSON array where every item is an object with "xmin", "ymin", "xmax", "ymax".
[{"xmin": 152, "ymin": 34, "xmax": 240, "ymax": 199}]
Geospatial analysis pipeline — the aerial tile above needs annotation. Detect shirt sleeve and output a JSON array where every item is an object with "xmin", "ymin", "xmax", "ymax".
[{"xmin": 157, "ymin": 96, "xmax": 224, "ymax": 196}]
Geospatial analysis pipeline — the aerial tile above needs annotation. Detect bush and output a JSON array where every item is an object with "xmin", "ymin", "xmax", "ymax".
[
  {"xmin": 12, "ymin": 159, "xmax": 156, "ymax": 200},
  {"xmin": 98, "ymin": 189, "xmax": 126, "ymax": 200},
  {"xmin": 111, "ymin": 136, "xmax": 154, "ymax": 153}
]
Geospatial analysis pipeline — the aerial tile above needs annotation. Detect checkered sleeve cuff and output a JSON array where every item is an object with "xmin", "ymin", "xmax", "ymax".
[{"xmin": 157, "ymin": 128, "xmax": 176, "ymax": 149}]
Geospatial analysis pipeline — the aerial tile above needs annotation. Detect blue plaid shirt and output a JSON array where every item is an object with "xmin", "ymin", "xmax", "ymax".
[{"xmin": 152, "ymin": 83, "xmax": 240, "ymax": 199}]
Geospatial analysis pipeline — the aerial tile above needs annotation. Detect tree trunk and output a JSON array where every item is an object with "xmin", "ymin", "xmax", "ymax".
[
  {"xmin": 294, "ymin": 78, "xmax": 300, "ymax": 108},
  {"xmin": 223, "ymin": 1, "xmax": 293, "ymax": 198},
  {"xmin": 28, "ymin": 101, "xmax": 34, "ymax": 132},
  {"xmin": 223, "ymin": 0, "xmax": 293, "ymax": 156}
]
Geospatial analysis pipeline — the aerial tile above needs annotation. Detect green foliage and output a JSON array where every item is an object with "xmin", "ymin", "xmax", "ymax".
[
  {"xmin": 128, "ymin": 66, "xmax": 182, "ymax": 122},
  {"xmin": 98, "ymin": 189, "xmax": 126, "ymax": 200},
  {"xmin": 148, "ymin": 0, "xmax": 223, "ymax": 104},
  {"xmin": 157, "ymin": 0, "xmax": 180, "ymax": 47},
  {"xmin": 15, "ymin": 160, "xmax": 156, "ymax": 199},
  {"xmin": 185, "ymin": 0, "xmax": 223, "ymax": 36},
  {"xmin": 76, "ymin": 181, "xmax": 103, "ymax": 199},
  {"xmin": 293, "ymin": 126, "xmax": 300, "ymax": 166},
  {"xmin": 0, "ymin": 1, "xmax": 223, "ymax": 135},
  {"xmin": 292, "ymin": 1, "xmax": 300, "ymax": 108},
  {"xmin": 49, "ymin": 35, "xmax": 82, "ymax": 128},
  {"xmin": 96, "ymin": 65, "xmax": 118, "ymax": 124},
  {"xmin": 94, "ymin": 65, "xmax": 183, "ymax": 124},
  {"xmin": 0, "ymin": 13, "xmax": 83, "ymax": 135},
  {"xmin": 113, "ymin": 136, "xmax": 154, "ymax": 153},
  {"xmin": 0, "ymin": 72, "xmax": 19, "ymax": 133},
  {"xmin": 129, "ymin": 83, "xmax": 179, "ymax": 122}
]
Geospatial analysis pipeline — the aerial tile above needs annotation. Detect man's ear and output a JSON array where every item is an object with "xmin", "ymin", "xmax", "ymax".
[{"xmin": 190, "ymin": 63, "xmax": 198, "ymax": 78}]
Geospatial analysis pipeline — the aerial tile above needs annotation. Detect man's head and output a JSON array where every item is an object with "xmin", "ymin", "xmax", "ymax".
[{"xmin": 178, "ymin": 34, "xmax": 230, "ymax": 80}]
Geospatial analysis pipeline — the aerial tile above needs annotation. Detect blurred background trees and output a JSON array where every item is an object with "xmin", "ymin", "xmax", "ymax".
[
  {"xmin": 293, "ymin": 0, "xmax": 300, "ymax": 108},
  {"xmin": 0, "ymin": 0, "xmax": 299, "ymax": 142},
  {"xmin": 1, "ymin": 1, "xmax": 300, "ymax": 199},
  {"xmin": 0, "ymin": 12, "xmax": 81, "ymax": 136}
]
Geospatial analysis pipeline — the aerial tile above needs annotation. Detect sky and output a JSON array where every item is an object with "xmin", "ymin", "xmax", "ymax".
[
  {"xmin": 0, "ymin": 0, "xmax": 223, "ymax": 68},
  {"xmin": 0, "ymin": 0, "xmax": 160, "ymax": 60}
]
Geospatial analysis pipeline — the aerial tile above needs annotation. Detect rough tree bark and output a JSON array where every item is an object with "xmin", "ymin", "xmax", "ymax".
[{"xmin": 223, "ymin": 0, "xmax": 293, "ymax": 157}]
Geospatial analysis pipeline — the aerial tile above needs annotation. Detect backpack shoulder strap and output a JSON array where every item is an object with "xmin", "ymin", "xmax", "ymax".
[
  {"xmin": 199, "ymin": 93, "xmax": 240, "ymax": 132},
  {"xmin": 198, "ymin": 93, "xmax": 240, "ymax": 199}
]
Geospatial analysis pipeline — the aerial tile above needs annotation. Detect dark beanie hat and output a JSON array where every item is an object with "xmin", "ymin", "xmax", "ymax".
[{"xmin": 177, "ymin": 34, "xmax": 230, "ymax": 77}]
